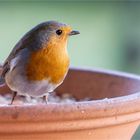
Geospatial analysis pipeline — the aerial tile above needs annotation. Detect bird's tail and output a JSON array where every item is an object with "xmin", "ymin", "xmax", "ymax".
[
  {"xmin": 0, "ymin": 63, "xmax": 5, "ymax": 85},
  {"xmin": 0, "ymin": 76, "xmax": 5, "ymax": 85}
]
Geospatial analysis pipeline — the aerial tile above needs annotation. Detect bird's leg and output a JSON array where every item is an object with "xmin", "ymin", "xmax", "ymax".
[
  {"xmin": 42, "ymin": 95, "xmax": 48, "ymax": 104},
  {"xmin": 9, "ymin": 91, "xmax": 17, "ymax": 105}
]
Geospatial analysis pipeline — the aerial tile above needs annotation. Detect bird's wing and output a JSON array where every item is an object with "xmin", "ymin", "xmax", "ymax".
[
  {"xmin": 1, "ymin": 26, "xmax": 36, "ymax": 78},
  {"xmin": 1, "ymin": 36, "xmax": 29, "ymax": 78}
]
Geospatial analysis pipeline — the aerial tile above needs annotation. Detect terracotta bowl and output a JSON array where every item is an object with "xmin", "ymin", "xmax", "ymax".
[{"xmin": 0, "ymin": 67, "xmax": 140, "ymax": 140}]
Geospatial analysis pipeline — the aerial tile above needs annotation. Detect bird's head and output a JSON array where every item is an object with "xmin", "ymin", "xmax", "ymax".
[{"xmin": 28, "ymin": 21, "xmax": 80, "ymax": 50}]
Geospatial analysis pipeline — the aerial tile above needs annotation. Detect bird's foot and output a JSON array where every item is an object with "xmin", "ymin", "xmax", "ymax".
[
  {"xmin": 42, "ymin": 95, "xmax": 48, "ymax": 104},
  {"xmin": 9, "ymin": 91, "xmax": 17, "ymax": 105}
]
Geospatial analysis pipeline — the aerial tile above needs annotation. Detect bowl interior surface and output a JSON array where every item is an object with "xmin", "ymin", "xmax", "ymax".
[{"xmin": 55, "ymin": 68, "xmax": 140, "ymax": 100}]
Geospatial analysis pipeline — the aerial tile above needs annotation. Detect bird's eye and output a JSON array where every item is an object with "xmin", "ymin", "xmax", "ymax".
[{"xmin": 56, "ymin": 29, "xmax": 62, "ymax": 35}]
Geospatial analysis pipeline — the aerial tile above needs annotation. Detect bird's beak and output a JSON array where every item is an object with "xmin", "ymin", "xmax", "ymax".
[{"xmin": 69, "ymin": 30, "xmax": 80, "ymax": 36}]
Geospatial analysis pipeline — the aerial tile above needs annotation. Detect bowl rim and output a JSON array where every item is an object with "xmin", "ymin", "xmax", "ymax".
[{"xmin": 0, "ymin": 67, "xmax": 140, "ymax": 132}]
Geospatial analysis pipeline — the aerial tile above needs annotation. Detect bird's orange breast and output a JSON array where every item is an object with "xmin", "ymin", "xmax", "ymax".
[{"xmin": 26, "ymin": 43, "xmax": 69, "ymax": 84}]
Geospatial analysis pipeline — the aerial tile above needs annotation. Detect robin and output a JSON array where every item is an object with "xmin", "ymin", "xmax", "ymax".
[{"xmin": 1, "ymin": 21, "xmax": 80, "ymax": 104}]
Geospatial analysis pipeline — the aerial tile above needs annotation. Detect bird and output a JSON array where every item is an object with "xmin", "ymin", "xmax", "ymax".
[{"xmin": 1, "ymin": 21, "xmax": 80, "ymax": 104}]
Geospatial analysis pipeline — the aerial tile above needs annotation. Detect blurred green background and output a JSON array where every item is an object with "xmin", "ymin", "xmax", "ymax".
[{"xmin": 0, "ymin": 1, "xmax": 140, "ymax": 139}]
